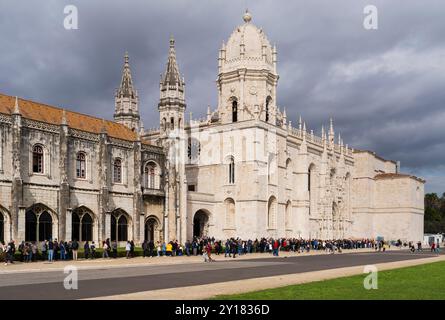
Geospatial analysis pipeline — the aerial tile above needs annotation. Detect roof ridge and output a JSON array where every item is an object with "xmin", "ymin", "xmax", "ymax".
[{"xmin": 0, "ymin": 93, "xmax": 130, "ymax": 127}]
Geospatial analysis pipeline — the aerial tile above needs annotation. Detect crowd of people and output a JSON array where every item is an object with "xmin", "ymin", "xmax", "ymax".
[{"xmin": 0, "ymin": 236, "xmax": 440, "ymax": 265}]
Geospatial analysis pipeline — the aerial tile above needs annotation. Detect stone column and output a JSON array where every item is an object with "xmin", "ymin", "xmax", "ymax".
[
  {"xmin": 104, "ymin": 211, "xmax": 111, "ymax": 240},
  {"xmin": 65, "ymin": 208, "xmax": 72, "ymax": 241},
  {"xmin": 139, "ymin": 214, "xmax": 145, "ymax": 242},
  {"xmin": 17, "ymin": 206, "xmax": 26, "ymax": 241}
]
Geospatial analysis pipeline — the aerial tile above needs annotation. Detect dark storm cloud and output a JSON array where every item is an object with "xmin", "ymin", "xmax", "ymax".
[{"xmin": 0, "ymin": 0, "xmax": 444, "ymax": 192}]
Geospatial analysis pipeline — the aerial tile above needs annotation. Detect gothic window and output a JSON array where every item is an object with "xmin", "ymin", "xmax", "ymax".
[
  {"xmin": 232, "ymin": 100, "xmax": 238, "ymax": 123},
  {"xmin": 285, "ymin": 200, "xmax": 292, "ymax": 230},
  {"xmin": 225, "ymin": 198, "xmax": 236, "ymax": 229},
  {"xmin": 81, "ymin": 213, "xmax": 93, "ymax": 242},
  {"xmin": 38, "ymin": 212, "xmax": 52, "ymax": 241},
  {"xmin": 111, "ymin": 210, "xmax": 129, "ymax": 242},
  {"xmin": 76, "ymin": 152, "xmax": 86, "ymax": 179},
  {"xmin": 265, "ymin": 96, "xmax": 272, "ymax": 123},
  {"xmin": 267, "ymin": 196, "xmax": 277, "ymax": 229},
  {"xmin": 170, "ymin": 117, "xmax": 175, "ymax": 130},
  {"xmin": 118, "ymin": 215, "xmax": 128, "ymax": 241},
  {"xmin": 113, "ymin": 158, "xmax": 122, "ymax": 183},
  {"xmin": 32, "ymin": 145, "xmax": 44, "ymax": 173},
  {"xmin": 162, "ymin": 118, "xmax": 167, "ymax": 131},
  {"xmin": 144, "ymin": 161, "xmax": 160, "ymax": 189},
  {"xmin": 25, "ymin": 211, "xmax": 37, "ymax": 241},
  {"xmin": 72, "ymin": 207, "xmax": 94, "ymax": 242},
  {"xmin": 228, "ymin": 157, "xmax": 235, "ymax": 184}
]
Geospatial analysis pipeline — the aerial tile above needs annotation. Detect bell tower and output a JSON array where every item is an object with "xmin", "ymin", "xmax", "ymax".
[
  {"xmin": 217, "ymin": 10, "xmax": 279, "ymax": 125},
  {"xmin": 158, "ymin": 36, "xmax": 186, "ymax": 137},
  {"xmin": 158, "ymin": 36, "xmax": 187, "ymax": 243},
  {"xmin": 114, "ymin": 52, "xmax": 140, "ymax": 131}
]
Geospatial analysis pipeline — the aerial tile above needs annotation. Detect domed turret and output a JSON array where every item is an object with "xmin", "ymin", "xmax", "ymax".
[
  {"xmin": 220, "ymin": 10, "xmax": 275, "ymax": 73},
  {"xmin": 216, "ymin": 11, "xmax": 279, "ymax": 125}
]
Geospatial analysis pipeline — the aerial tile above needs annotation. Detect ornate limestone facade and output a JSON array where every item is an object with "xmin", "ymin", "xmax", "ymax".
[{"xmin": 0, "ymin": 11, "xmax": 424, "ymax": 246}]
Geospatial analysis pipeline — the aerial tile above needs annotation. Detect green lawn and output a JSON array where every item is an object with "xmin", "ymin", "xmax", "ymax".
[{"xmin": 213, "ymin": 261, "xmax": 445, "ymax": 300}]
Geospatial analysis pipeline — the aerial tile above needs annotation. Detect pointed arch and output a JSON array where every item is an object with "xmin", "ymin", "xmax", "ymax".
[
  {"xmin": 285, "ymin": 200, "xmax": 292, "ymax": 230},
  {"xmin": 72, "ymin": 206, "xmax": 95, "ymax": 242},
  {"xmin": 267, "ymin": 196, "xmax": 277, "ymax": 230},
  {"xmin": 25, "ymin": 204, "xmax": 57, "ymax": 242},
  {"xmin": 110, "ymin": 209, "xmax": 131, "ymax": 242},
  {"xmin": 230, "ymin": 97, "xmax": 238, "ymax": 123},
  {"xmin": 224, "ymin": 198, "xmax": 236, "ymax": 229}
]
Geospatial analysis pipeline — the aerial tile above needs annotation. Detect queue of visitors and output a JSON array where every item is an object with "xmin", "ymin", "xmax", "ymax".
[{"xmin": 0, "ymin": 236, "xmax": 440, "ymax": 265}]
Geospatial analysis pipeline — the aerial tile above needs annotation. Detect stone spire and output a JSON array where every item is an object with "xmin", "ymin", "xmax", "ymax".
[
  {"xmin": 13, "ymin": 96, "xmax": 20, "ymax": 114},
  {"xmin": 117, "ymin": 52, "xmax": 137, "ymax": 99},
  {"xmin": 159, "ymin": 36, "xmax": 186, "ymax": 136},
  {"xmin": 161, "ymin": 36, "xmax": 184, "ymax": 88},
  {"xmin": 61, "ymin": 109, "xmax": 68, "ymax": 126},
  {"xmin": 114, "ymin": 52, "xmax": 140, "ymax": 131},
  {"xmin": 329, "ymin": 117, "xmax": 335, "ymax": 145}
]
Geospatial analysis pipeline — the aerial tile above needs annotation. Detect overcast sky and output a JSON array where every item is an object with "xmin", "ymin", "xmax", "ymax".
[{"xmin": 0, "ymin": 0, "xmax": 444, "ymax": 193}]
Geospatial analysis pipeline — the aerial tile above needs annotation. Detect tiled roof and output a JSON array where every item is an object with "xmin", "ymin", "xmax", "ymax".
[
  {"xmin": 0, "ymin": 93, "xmax": 139, "ymax": 142},
  {"xmin": 374, "ymin": 173, "xmax": 425, "ymax": 183}
]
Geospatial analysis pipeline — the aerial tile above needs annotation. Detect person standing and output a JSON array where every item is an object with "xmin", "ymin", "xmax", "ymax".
[
  {"xmin": 102, "ymin": 241, "xmax": 109, "ymax": 258},
  {"xmin": 130, "ymin": 240, "xmax": 135, "ymax": 258},
  {"xmin": 59, "ymin": 241, "xmax": 66, "ymax": 260},
  {"xmin": 72, "ymin": 239, "xmax": 79, "ymax": 261},
  {"xmin": 142, "ymin": 240, "xmax": 148, "ymax": 258},
  {"xmin": 47, "ymin": 239, "xmax": 54, "ymax": 262},
  {"xmin": 125, "ymin": 241, "xmax": 131, "ymax": 259},
  {"xmin": 84, "ymin": 241, "xmax": 90, "ymax": 260},
  {"xmin": 91, "ymin": 241, "xmax": 96, "ymax": 259}
]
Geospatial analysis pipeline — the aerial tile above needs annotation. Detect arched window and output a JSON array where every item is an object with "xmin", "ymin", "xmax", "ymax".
[
  {"xmin": 111, "ymin": 215, "xmax": 117, "ymax": 241},
  {"xmin": 25, "ymin": 211, "xmax": 37, "ymax": 241},
  {"xmin": 225, "ymin": 198, "xmax": 235, "ymax": 229},
  {"xmin": 144, "ymin": 161, "xmax": 160, "ymax": 189},
  {"xmin": 118, "ymin": 215, "xmax": 128, "ymax": 241},
  {"xmin": 111, "ymin": 210, "xmax": 129, "ymax": 242},
  {"xmin": 228, "ymin": 157, "xmax": 235, "ymax": 184},
  {"xmin": 32, "ymin": 145, "xmax": 44, "ymax": 173},
  {"xmin": 170, "ymin": 117, "xmax": 175, "ymax": 130},
  {"xmin": 72, "ymin": 212, "xmax": 80, "ymax": 241},
  {"xmin": 162, "ymin": 118, "xmax": 167, "ymax": 131},
  {"xmin": 232, "ymin": 100, "xmax": 238, "ymax": 123},
  {"xmin": 38, "ymin": 212, "xmax": 52, "ymax": 241},
  {"xmin": 81, "ymin": 213, "xmax": 93, "ymax": 242},
  {"xmin": 285, "ymin": 200, "xmax": 292, "ymax": 230},
  {"xmin": 76, "ymin": 152, "xmax": 86, "ymax": 179},
  {"xmin": 265, "ymin": 96, "xmax": 272, "ymax": 123},
  {"xmin": 267, "ymin": 196, "xmax": 277, "ymax": 229},
  {"xmin": 113, "ymin": 159, "xmax": 122, "ymax": 183}
]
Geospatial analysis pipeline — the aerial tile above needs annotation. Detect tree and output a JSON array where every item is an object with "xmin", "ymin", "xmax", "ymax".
[{"xmin": 424, "ymin": 193, "xmax": 445, "ymax": 234}]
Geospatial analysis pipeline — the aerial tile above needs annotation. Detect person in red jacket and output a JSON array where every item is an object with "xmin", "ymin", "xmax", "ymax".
[{"xmin": 273, "ymin": 239, "xmax": 280, "ymax": 256}]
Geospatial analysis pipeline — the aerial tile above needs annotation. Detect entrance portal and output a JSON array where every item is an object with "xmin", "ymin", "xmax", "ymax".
[
  {"xmin": 144, "ymin": 217, "xmax": 159, "ymax": 242},
  {"xmin": 193, "ymin": 210, "xmax": 209, "ymax": 239}
]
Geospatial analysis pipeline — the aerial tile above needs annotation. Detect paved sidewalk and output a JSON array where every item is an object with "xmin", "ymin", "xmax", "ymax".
[
  {"xmin": 87, "ymin": 254, "xmax": 445, "ymax": 300},
  {"xmin": 0, "ymin": 248, "xmax": 401, "ymax": 274}
]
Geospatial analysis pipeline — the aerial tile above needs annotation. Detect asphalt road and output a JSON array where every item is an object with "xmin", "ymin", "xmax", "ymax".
[{"xmin": 0, "ymin": 250, "xmax": 441, "ymax": 299}]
